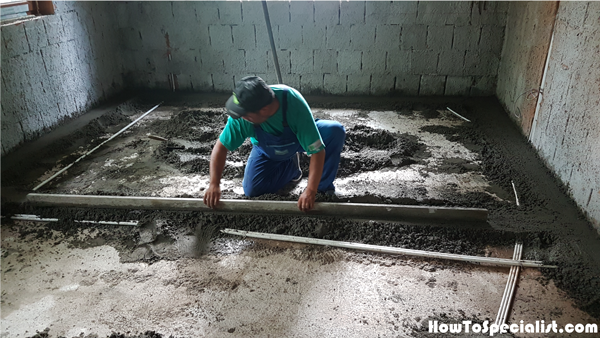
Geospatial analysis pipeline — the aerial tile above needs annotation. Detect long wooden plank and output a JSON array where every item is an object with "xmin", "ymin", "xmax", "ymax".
[{"xmin": 26, "ymin": 193, "xmax": 488, "ymax": 223}]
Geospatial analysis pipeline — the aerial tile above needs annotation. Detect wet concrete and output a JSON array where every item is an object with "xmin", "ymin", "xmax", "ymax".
[
  {"xmin": 1, "ymin": 93, "xmax": 599, "ymax": 336},
  {"xmin": 1, "ymin": 222, "xmax": 596, "ymax": 338}
]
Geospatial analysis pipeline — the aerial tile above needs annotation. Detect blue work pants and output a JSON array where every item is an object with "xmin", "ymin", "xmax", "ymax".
[{"xmin": 242, "ymin": 120, "xmax": 345, "ymax": 196}]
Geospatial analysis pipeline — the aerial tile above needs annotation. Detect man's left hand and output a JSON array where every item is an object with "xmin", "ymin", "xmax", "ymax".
[{"xmin": 298, "ymin": 188, "xmax": 317, "ymax": 212}]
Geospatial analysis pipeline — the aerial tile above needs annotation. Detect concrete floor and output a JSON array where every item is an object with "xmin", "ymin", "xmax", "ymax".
[
  {"xmin": 36, "ymin": 105, "xmax": 506, "ymax": 204},
  {"xmin": 1, "ymin": 96, "xmax": 598, "ymax": 337},
  {"xmin": 1, "ymin": 222, "xmax": 595, "ymax": 338}
]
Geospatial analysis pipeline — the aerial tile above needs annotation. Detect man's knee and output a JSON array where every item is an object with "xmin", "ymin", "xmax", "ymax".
[
  {"xmin": 326, "ymin": 123, "xmax": 346, "ymax": 150},
  {"xmin": 319, "ymin": 121, "xmax": 346, "ymax": 143},
  {"xmin": 331, "ymin": 122, "xmax": 346, "ymax": 141},
  {"xmin": 243, "ymin": 183, "xmax": 260, "ymax": 197},
  {"xmin": 243, "ymin": 177, "xmax": 263, "ymax": 197}
]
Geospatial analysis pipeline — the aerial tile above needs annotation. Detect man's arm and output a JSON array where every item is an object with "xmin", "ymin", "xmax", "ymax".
[
  {"xmin": 204, "ymin": 139, "xmax": 229, "ymax": 209},
  {"xmin": 298, "ymin": 149, "xmax": 325, "ymax": 212}
]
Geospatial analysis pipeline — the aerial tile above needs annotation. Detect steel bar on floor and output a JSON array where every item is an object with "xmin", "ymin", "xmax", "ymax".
[
  {"xmin": 222, "ymin": 229, "xmax": 556, "ymax": 269},
  {"xmin": 495, "ymin": 242, "xmax": 523, "ymax": 326},
  {"xmin": 446, "ymin": 107, "xmax": 471, "ymax": 122},
  {"xmin": 495, "ymin": 242, "xmax": 520, "ymax": 325},
  {"xmin": 32, "ymin": 102, "xmax": 163, "ymax": 191},
  {"xmin": 26, "ymin": 193, "xmax": 488, "ymax": 223},
  {"xmin": 10, "ymin": 214, "xmax": 138, "ymax": 226},
  {"xmin": 511, "ymin": 180, "xmax": 521, "ymax": 207}
]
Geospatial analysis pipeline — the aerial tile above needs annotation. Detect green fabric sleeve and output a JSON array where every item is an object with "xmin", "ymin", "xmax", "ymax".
[
  {"xmin": 283, "ymin": 87, "xmax": 325, "ymax": 155},
  {"xmin": 218, "ymin": 117, "xmax": 256, "ymax": 151}
]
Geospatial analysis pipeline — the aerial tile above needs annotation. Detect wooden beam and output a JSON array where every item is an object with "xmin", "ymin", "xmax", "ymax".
[{"xmin": 26, "ymin": 193, "xmax": 488, "ymax": 223}]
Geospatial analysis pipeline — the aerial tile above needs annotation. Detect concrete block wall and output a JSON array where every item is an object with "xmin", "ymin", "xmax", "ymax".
[
  {"xmin": 526, "ymin": 2, "xmax": 599, "ymax": 231},
  {"xmin": 496, "ymin": 2, "xmax": 557, "ymax": 135},
  {"xmin": 1, "ymin": 1, "xmax": 125, "ymax": 155},
  {"xmin": 498, "ymin": 1, "xmax": 600, "ymax": 230},
  {"xmin": 2, "ymin": 1, "xmax": 508, "ymax": 155},
  {"xmin": 116, "ymin": 1, "xmax": 507, "ymax": 96}
]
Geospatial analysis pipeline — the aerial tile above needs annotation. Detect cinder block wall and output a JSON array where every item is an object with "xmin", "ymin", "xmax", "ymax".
[
  {"xmin": 496, "ymin": 2, "xmax": 557, "ymax": 135},
  {"xmin": 497, "ymin": 1, "xmax": 600, "ymax": 231},
  {"xmin": 1, "ymin": 1, "xmax": 125, "ymax": 155},
  {"xmin": 529, "ymin": 2, "xmax": 600, "ymax": 230},
  {"xmin": 116, "ymin": 1, "xmax": 507, "ymax": 96},
  {"xmin": 2, "ymin": 1, "xmax": 507, "ymax": 155}
]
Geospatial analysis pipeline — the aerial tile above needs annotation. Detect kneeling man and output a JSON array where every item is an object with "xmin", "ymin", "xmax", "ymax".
[{"xmin": 203, "ymin": 76, "xmax": 345, "ymax": 212}]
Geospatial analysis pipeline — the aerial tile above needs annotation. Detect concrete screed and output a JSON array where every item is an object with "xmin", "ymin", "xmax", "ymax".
[
  {"xmin": 1, "ymin": 224, "xmax": 596, "ymax": 338},
  {"xmin": 26, "ymin": 104, "xmax": 496, "ymax": 202},
  {"xmin": 1, "ymin": 95, "xmax": 599, "ymax": 337}
]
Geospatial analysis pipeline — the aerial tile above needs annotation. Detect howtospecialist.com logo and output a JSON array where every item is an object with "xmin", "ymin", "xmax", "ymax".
[{"xmin": 429, "ymin": 320, "xmax": 598, "ymax": 336}]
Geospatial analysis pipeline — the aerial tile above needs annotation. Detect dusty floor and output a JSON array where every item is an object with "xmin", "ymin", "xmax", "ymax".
[
  {"xmin": 1, "ymin": 92, "xmax": 599, "ymax": 337},
  {"xmin": 1, "ymin": 222, "xmax": 596, "ymax": 338}
]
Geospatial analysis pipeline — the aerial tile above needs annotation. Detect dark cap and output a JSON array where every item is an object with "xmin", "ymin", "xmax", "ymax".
[{"xmin": 225, "ymin": 76, "xmax": 274, "ymax": 119}]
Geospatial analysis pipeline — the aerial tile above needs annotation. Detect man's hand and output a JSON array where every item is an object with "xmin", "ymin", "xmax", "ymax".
[
  {"xmin": 203, "ymin": 184, "xmax": 221, "ymax": 209},
  {"xmin": 298, "ymin": 188, "xmax": 317, "ymax": 212},
  {"xmin": 204, "ymin": 140, "xmax": 228, "ymax": 209},
  {"xmin": 298, "ymin": 149, "xmax": 326, "ymax": 212}
]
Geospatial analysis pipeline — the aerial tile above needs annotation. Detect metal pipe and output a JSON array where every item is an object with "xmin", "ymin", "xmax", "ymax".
[
  {"xmin": 500, "ymin": 243, "xmax": 521, "ymax": 324},
  {"xmin": 74, "ymin": 220, "xmax": 139, "ymax": 226},
  {"xmin": 10, "ymin": 214, "xmax": 138, "ymax": 226},
  {"xmin": 446, "ymin": 107, "xmax": 471, "ymax": 122},
  {"xmin": 222, "ymin": 229, "xmax": 556, "ymax": 269},
  {"xmin": 262, "ymin": 0, "xmax": 283, "ymax": 84},
  {"xmin": 501, "ymin": 244, "xmax": 522, "ymax": 324},
  {"xmin": 11, "ymin": 216, "xmax": 59, "ymax": 222},
  {"xmin": 495, "ymin": 243, "xmax": 517, "ymax": 325},
  {"xmin": 26, "ymin": 193, "xmax": 489, "ymax": 223},
  {"xmin": 495, "ymin": 242, "xmax": 523, "ymax": 326},
  {"xmin": 32, "ymin": 102, "xmax": 163, "ymax": 191},
  {"xmin": 511, "ymin": 180, "xmax": 521, "ymax": 207}
]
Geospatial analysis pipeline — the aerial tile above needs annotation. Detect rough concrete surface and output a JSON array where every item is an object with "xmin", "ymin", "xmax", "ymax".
[
  {"xmin": 1, "ymin": 223, "xmax": 595, "ymax": 338},
  {"xmin": 496, "ymin": 1, "xmax": 557, "ymax": 134},
  {"xmin": 528, "ymin": 1, "xmax": 600, "ymax": 232},
  {"xmin": 2, "ymin": 1, "xmax": 508, "ymax": 156},
  {"xmin": 115, "ymin": 1, "xmax": 503, "ymax": 94},
  {"xmin": 496, "ymin": 1, "xmax": 599, "ymax": 232},
  {"xmin": 1, "ymin": 2, "xmax": 126, "ymax": 155},
  {"xmin": 1, "ymin": 93, "xmax": 599, "ymax": 337}
]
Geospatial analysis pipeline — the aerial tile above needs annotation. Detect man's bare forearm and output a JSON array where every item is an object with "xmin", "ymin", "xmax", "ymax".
[
  {"xmin": 298, "ymin": 149, "xmax": 325, "ymax": 212},
  {"xmin": 306, "ymin": 149, "xmax": 325, "ymax": 193},
  {"xmin": 204, "ymin": 140, "xmax": 228, "ymax": 209},
  {"xmin": 209, "ymin": 140, "xmax": 228, "ymax": 186}
]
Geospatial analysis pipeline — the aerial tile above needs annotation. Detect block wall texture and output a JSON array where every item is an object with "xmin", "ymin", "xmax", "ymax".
[
  {"xmin": 2, "ymin": 1, "xmax": 507, "ymax": 155},
  {"xmin": 1, "ymin": 1, "xmax": 125, "ymax": 155},
  {"xmin": 115, "ymin": 1, "xmax": 507, "ymax": 96},
  {"xmin": 526, "ymin": 2, "xmax": 600, "ymax": 231},
  {"xmin": 496, "ymin": 2, "xmax": 557, "ymax": 135}
]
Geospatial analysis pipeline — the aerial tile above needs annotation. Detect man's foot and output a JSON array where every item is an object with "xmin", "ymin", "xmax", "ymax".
[{"xmin": 291, "ymin": 153, "xmax": 302, "ymax": 182}]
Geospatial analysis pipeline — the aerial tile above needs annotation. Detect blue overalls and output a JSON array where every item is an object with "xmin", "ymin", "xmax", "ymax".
[{"xmin": 242, "ymin": 89, "xmax": 346, "ymax": 197}]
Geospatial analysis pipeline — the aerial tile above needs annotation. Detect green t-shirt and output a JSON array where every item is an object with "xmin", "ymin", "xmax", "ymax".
[{"xmin": 219, "ymin": 85, "xmax": 325, "ymax": 155}]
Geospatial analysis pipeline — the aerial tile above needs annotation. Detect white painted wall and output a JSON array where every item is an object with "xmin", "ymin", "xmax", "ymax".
[
  {"xmin": 1, "ymin": 1, "xmax": 125, "ymax": 155},
  {"xmin": 498, "ymin": 1, "xmax": 600, "ymax": 230}
]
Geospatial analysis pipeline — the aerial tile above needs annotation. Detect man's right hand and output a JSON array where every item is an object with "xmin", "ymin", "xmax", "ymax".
[
  {"xmin": 203, "ymin": 184, "xmax": 221, "ymax": 209},
  {"xmin": 204, "ymin": 140, "xmax": 229, "ymax": 209}
]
